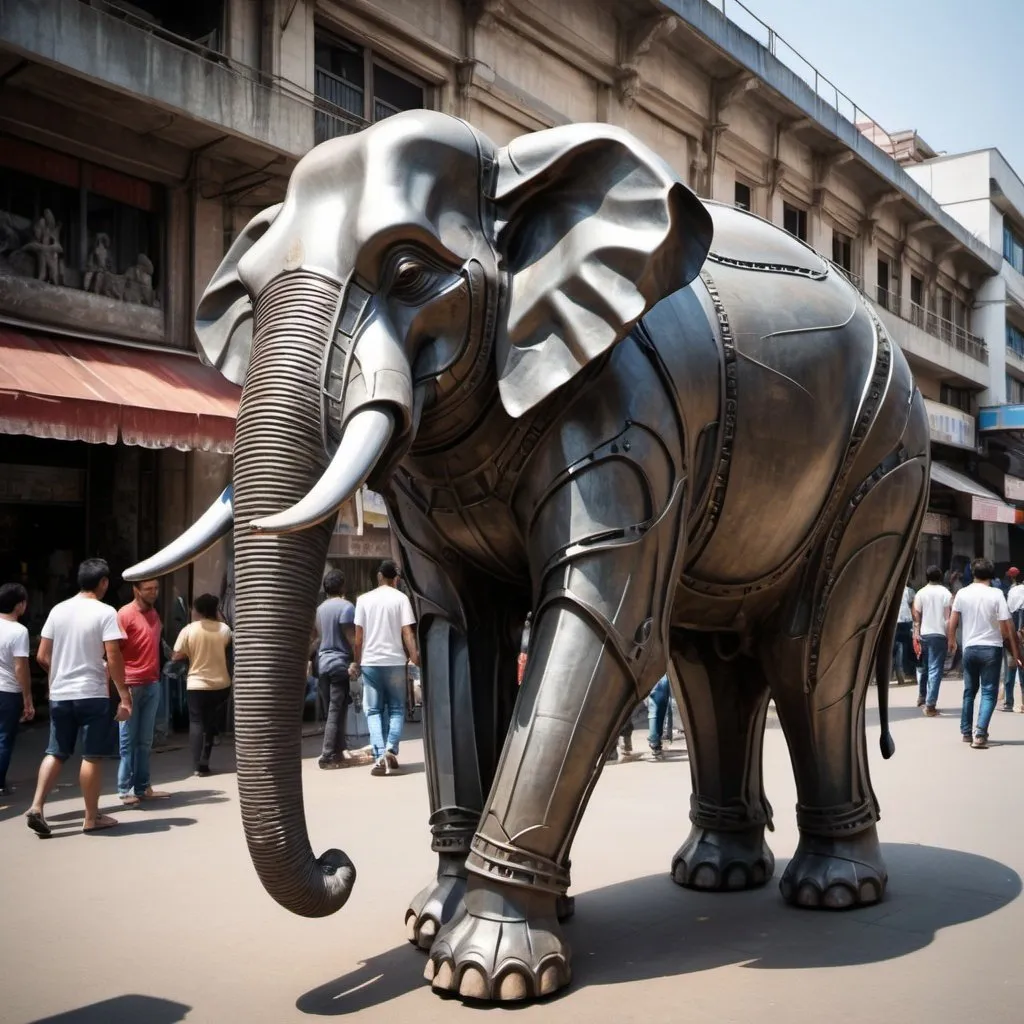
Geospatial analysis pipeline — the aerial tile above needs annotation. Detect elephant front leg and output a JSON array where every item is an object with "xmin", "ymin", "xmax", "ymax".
[
  {"xmin": 427, "ymin": 541, "xmax": 676, "ymax": 1001},
  {"xmin": 668, "ymin": 630, "xmax": 775, "ymax": 892}
]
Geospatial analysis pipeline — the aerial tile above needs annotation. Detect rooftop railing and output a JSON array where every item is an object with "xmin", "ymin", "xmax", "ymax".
[
  {"xmin": 702, "ymin": 0, "xmax": 896, "ymax": 154},
  {"xmin": 873, "ymin": 287, "xmax": 988, "ymax": 364}
]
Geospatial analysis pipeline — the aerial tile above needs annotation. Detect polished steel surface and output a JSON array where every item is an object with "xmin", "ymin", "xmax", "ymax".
[{"xmin": 132, "ymin": 110, "xmax": 929, "ymax": 1003}]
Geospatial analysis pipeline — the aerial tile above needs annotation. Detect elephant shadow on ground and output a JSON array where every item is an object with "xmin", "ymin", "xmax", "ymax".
[
  {"xmin": 295, "ymin": 843, "xmax": 1019, "ymax": 1015},
  {"xmin": 28, "ymin": 994, "xmax": 191, "ymax": 1023}
]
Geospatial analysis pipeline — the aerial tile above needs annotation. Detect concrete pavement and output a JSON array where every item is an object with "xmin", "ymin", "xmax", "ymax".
[{"xmin": 1, "ymin": 682, "xmax": 1022, "ymax": 1023}]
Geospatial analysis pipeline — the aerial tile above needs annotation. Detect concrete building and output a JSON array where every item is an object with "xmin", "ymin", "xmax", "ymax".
[{"xmin": 0, "ymin": 0, "xmax": 1013, "ymax": 613}]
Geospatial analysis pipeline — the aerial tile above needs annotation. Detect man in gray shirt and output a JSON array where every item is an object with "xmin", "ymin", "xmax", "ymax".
[{"xmin": 313, "ymin": 570, "xmax": 371, "ymax": 769}]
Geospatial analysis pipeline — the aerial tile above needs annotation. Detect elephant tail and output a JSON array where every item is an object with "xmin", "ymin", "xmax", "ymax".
[{"xmin": 875, "ymin": 587, "xmax": 900, "ymax": 760}]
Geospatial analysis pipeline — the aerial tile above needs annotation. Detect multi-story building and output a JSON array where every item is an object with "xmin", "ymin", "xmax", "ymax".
[{"xmin": 0, "ymin": 0, "xmax": 1013, "ymax": 624}]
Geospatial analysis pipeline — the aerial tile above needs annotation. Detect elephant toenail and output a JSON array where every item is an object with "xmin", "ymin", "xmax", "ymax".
[
  {"xmin": 671, "ymin": 861, "xmax": 688, "ymax": 886},
  {"xmin": 433, "ymin": 961, "xmax": 453, "ymax": 990},
  {"xmin": 823, "ymin": 884, "xmax": 854, "ymax": 909},
  {"xmin": 418, "ymin": 917, "xmax": 437, "ymax": 945},
  {"xmin": 692, "ymin": 864, "xmax": 718, "ymax": 889},
  {"xmin": 539, "ymin": 963, "xmax": 562, "ymax": 996},
  {"xmin": 458, "ymin": 966, "xmax": 489, "ymax": 1000},
  {"xmin": 498, "ymin": 971, "xmax": 529, "ymax": 1001},
  {"xmin": 750, "ymin": 862, "xmax": 766, "ymax": 886},
  {"xmin": 859, "ymin": 879, "xmax": 881, "ymax": 904},
  {"xmin": 423, "ymin": 958, "xmax": 438, "ymax": 982},
  {"xmin": 405, "ymin": 914, "xmax": 418, "ymax": 943},
  {"xmin": 725, "ymin": 865, "xmax": 748, "ymax": 890},
  {"xmin": 797, "ymin": 882, "xmax": 821, "ymax": 907}
]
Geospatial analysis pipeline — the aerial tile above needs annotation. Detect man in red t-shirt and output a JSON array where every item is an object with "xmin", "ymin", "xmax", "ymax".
[{"xmin": 117, "ymin": 579, "xmax": 170, "ymax": 805}]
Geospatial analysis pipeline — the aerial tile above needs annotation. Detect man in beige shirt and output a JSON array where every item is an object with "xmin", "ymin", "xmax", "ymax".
[{"xmin": 172, "ymin": 593, "xmax": 232, "ymax": 776}]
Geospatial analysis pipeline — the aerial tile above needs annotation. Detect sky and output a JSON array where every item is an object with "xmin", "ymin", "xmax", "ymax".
[{"xmin": 732, "ymin": 0, "xmax": 1024, "ymax": 174}]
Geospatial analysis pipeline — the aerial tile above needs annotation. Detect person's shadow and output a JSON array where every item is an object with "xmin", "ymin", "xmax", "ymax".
[{"xmin": 296, "ymin": 843, "xmax": 1020, "ymax": 1014}]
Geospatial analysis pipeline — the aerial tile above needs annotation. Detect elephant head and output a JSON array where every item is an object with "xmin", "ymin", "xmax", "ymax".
[{"xmin": 124, "ymin": 110, "xmax": 712, "ymax": 918}]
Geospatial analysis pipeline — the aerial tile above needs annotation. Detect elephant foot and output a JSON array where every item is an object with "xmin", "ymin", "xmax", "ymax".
[
  {"xmin": 779, "ymin": 825, "xmax": 887, "ymax": 909},
  {"xmin": 405, "ymin": 854, "xmax": 468, "ymax": 950},
  {"xmin": 424, "ymin": 879, "xmax": 570, "ymax": 1002},
  {"xmin": 671, "ymin": 824, "xmax": 775, "ymax": 891}
]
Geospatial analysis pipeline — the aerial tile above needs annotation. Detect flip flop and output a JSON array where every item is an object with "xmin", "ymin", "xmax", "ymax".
[
  {"xmin": 26, "ymin": 810, "xmax": 51, "ymax": 837},
  {"xmin": 140, "ymin": 789, "xmax": 170, "ymax": 800},
  {"xmin": 83, "ymin": 815, "xmax": 118, "ymax": 834},
  {"xmin": 120, "ymin": 795, "xmax": 141, "ymax": 806}
]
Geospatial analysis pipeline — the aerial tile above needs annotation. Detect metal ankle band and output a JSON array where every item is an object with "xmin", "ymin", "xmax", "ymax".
[
  {"xmin": 690, "ymin": 795, "xmax": 768, "ymax": 832},
  {"xmin": 796, "ymin": 800, "xmax": 877, "ymax": 837},
  {"xmin": 429, "ymin": 806, "xmax": 479, "ymax": 854},
  {"xmin": 466, "ymin": 834, "xmax": 570, "ymax": 897}
]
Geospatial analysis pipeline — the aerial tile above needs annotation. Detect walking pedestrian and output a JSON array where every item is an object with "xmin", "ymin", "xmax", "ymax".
[
  {"xmin": 947, "ymin": 558, "xmax": 1023, "ymax": 749},
  {"xmin": 25, "ymin": 558, "xmax": 131, "ymax": 837},
  {"xmin": 0, "ymin": 583, "xmax": 34, "ymax": 794},
  {"xmin": 893, "ymin": 580, "xmax": 916, "ymax": 685},
  {"xmin": 1002, "ymin": 568, "xmax": 1024, "ymax": 712},
  {"xmin": 349, "ymin": 560, "xmax": 418, "ymax": 776},
  {"xmin": 314, "ymin": 569, "xmax": 371, "ymax": 769},
  {"xmin": 116, "ymin": 579, "xmax": 169, "ymax": 805},
  {"xmin": 912, "ymin": 566, "xmax": 952, "ymax": 716},
  {"xmin": 172, "ymin": 594, "xmax": 232, "ymax": 777},
  {"xmin": 647, "ymin": 675, "xmax": 671, "ymax": 760}
]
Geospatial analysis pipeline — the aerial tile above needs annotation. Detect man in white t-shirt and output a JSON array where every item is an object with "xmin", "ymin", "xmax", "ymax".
[
  {"xmin": 947, "ymin": 557, "xmax": 1022, "ymax": 749},
  {"xmin": 25, "ymin": 558, "xmax": 132, "ymax": 837},
  {"xmin": 0, "ymin": 582, "xmax": 34, "ymax": 794},
  {"xmin": 1002, "ymin": 568, "xmax": 1024, "ymax": 712},
  {"xmin": 350, "ymin": 559, "xmax": 418, "ymax": 776},
  {"xmin": 912, "ymin": 566, "xmax": 952, "ymax": 716}
]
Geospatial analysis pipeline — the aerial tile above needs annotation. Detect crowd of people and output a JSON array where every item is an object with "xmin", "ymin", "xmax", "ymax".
[
  {"xmin": 900, "ymin": 557, "xmax": 1024, "ymax": 748},
  {"xmin": 0, "ymin": 554, "xmax": 422, "ymax": 836}
]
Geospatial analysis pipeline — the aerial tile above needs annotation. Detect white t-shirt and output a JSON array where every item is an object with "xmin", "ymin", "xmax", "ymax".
[
  {"xmin": 354, "ymin": 585, "xmax": 415, "ymax": 666},
  {"xmin": 913, "ymin": 584, "xmax": 952, "ymax": 637},
  {"xmin": 1008, "ymin": 584, "xmax": 1024, "ymax": 615},
  {"xmin": 0, "ymin": 617, "xmax": 30, "ymax": 694},
  {"xmin": 897, "ymin": 586, "xmax": 915, "ymax": 623},
  {"xmin": 952, "ymin": 582, "xmax": 1011, "ymax": 649},
  {"xmin": 41, "ymin": 595, "xmax": 124, "ymax": 700}
]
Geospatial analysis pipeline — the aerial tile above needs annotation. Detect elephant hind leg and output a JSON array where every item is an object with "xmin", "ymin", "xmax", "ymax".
[
  {"xmin": 668, "ymin": 629, "xmax": 775, "ymax": 892},
  {"xmin": 762, "ymin": 452, "xmax": 928, "ymax": 910}
]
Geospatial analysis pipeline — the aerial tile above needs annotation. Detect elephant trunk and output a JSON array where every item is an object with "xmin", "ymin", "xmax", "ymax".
[{"xmin": 232, "ymin": 271, "xmax": 354, "ymax": 917}]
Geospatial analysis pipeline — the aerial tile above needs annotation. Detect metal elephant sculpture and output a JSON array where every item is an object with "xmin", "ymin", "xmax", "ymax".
[{"xmin": 126, "ymin": 110, "xmax": 929, "ymax": 1003}]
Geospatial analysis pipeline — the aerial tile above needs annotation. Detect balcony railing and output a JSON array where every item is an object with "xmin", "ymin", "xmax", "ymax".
[
  {"xmin": 831, "ymin": 264, "xmax": 862, "ymax": 290},
  {"xmin": 313, "ymin": 67, "xmax": 369, "ymax": 144},
  {"xmin": 873, "ymin": 288, "xmax": 988, "ymax": 364}
]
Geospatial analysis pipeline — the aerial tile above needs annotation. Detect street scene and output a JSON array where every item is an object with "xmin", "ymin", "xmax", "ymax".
[{"xmin": 2, "ymin": 0, "xmax": 1024, "ymax": 1021}]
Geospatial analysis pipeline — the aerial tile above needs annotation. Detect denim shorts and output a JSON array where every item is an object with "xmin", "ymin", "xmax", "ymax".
[{"xmin": 46, "ymin": 698, "xmax": 114, "ymax": 761}]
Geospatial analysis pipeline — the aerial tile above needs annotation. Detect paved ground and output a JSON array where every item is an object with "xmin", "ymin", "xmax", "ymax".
[{"xmin": 1, "ymin": 681, "xmax": 1022, "ymax": 1024}]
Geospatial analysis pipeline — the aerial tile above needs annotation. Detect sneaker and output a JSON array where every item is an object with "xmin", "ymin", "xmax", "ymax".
[
  {"xmin": 962, "ymin": 733, "xmax": 973, "ymax": 743},
  {"xmin": 971, "ymin": 735, "xmax": 989, "ymax": 749},
  {"xmin": 342, "ymin": 750, "xmax": 375, "ymax": 767},
  {"xmin": 648, "ymin": 745, "xmax": 664, "ymax": 761},
  {"xmin": 194, "ymin": 765, "xmax": 211, "ymax": 777},
  {"xmin": 999, "ymin": 706, "xmax": 1015, "ymax": 713},
  {"xmin": 370, "ymin": 756, "xmax": 388, "ymax": 776},
  {"xmin": 916, "ymin": 698, "xmax": 925, "ymax": 707},
  {"xmin": 318, "ymin": 757, "xmax": 345, "ymax": 770},
  {"xmin": 923, "ymin": 706, "xmax": 939, "ymax": 717},
  {"xmin": 385, "ymin": 752, "xmax": 401, "ymax": 774}
]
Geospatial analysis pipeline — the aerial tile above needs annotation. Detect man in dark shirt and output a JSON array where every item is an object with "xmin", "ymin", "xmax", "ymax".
[{"xmin": 314, "ymin": 570, "xmax": 371, "ymax": 769}]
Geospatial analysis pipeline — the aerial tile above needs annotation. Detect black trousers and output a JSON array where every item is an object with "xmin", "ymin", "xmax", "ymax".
[
  {"xmin": 187, "ymin": 688, "xmax": 231, "ymax": 769},
  {"xmin": 318, "ymin": 667, "xmax": 351, "ymax": 761}
]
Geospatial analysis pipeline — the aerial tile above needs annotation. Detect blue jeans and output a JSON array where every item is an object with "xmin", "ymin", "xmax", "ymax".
[
  {"xmin": 362, "ymin": 665, "xmax": 407, "ymax": 759},
  {"xmin": 1004, "ymin": 650, "xmax": 1020, "ymax": 709},
  {"xmin": 918, "ymin": 635, "xmax": 947, "ymax": 709},
  {"xmin": 648, "ymin": 676, "xmax": 670, "ymax": 749},
  {"xmin": 0, "ymin": 690, "xmax": 24, "ymax": 788},
  {"xmin": 961, "ymin": 646, "xmax": 1003, "ymax": 738},
  {"xmin": 117, "ymin": 681, "xmax": 161, "ymax": 796}
]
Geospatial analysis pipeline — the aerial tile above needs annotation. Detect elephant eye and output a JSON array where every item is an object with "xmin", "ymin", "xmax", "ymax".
[{"xmin": 388, "ymin": 256, "xmax": 435, "ymax": 304}]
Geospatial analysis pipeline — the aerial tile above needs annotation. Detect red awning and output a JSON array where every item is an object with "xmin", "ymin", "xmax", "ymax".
[{"xmin": 0, "ymin": 329, "xmax": 239, "ymax": 453}]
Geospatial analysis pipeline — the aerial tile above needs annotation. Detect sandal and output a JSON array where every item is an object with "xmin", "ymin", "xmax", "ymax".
[
  {"xmin": 83, "ymin": 814, "xmax": 118, "ymax": 833},
  {"xmin": 140, "ymin": 789, "xmax": 170, "ymax": 800},
  {"xmin": 25, "ymin": 809, "xmax": 51, "ymax": 837}
]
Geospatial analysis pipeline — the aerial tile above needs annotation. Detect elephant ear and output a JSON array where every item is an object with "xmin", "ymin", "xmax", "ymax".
[
  {"xmin": 492, "ymin": 125, "xmax": 712, "ymax": 418},
  {"xmin": 194, "ymin": 203, "xmax": 281, "ymax": 385}
]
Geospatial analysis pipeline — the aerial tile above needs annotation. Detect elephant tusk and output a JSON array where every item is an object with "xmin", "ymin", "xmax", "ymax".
[
  {"xmin": 123, "ymin": 485, "xmax": 234, "ymax": 581},
  {"xmin": 249, "ymin": 408, "xmax": 394, "ymax": 535}
]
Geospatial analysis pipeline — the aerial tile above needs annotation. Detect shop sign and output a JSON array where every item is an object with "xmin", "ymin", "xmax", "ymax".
[
  {"xmin": 0, "ymin": 464, "xmax": 84, "ymax": 504},
  {"xmin": 971, "ymin": 496, "xmax": 1022, "ymax": 524},
  {"xmin": 920, "ymin": 512, "xmax": 951, "ymax": 536},
  {"xmin": 1006, "ymin": 474, "xmax": 1024, "ymax": 502},
  {"xmin": 923, "ymin": 400, "xmax": 976, "ymax": 450},
  {"xmin": 328, "ymin": 533, "xmax": 393, "ymax": 559}
]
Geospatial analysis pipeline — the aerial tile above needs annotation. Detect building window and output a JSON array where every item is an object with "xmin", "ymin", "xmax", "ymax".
[
  {"xmin": 314, "ymin": 30, "xmax": 426, "ymax": 143},
  {"xmin": 832, "ymin": 231, "xmax": 852, "ymax": 271},
  {"xmin": 734, "ymin": 181, "xmax": 752, "ymax": 212},
  {"xmin": 909, "ymin": 274, "xmax": 924, "ymax": 326},
  {"xmin": 941, "ymin": 384, "xmax": 973, "ymax": 413},
  {"xmin": 1007, "ymin": 375, "xmax": 1024, "ymax": 405},
  {"xmin": 782, "ymin": 202, "xmax": 807, "ymax": 241},
  {"xmin": 876, "ymin": 256, "xmax": 897, "ymax": 311},
  {"xmin": 1008, "ymin": 323, "xmax": 1024, "ymax": 359},
  {"xmin": 99, "ymin": 0, "xmax": 226, "ymax": 52},
  {"xmin": 1004, "ymin": 222, "xmax": 1024, "ymax": 274},
  {"xmin": 0, "ymin": 138, "xmax": 161, "ymax": 307}
]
